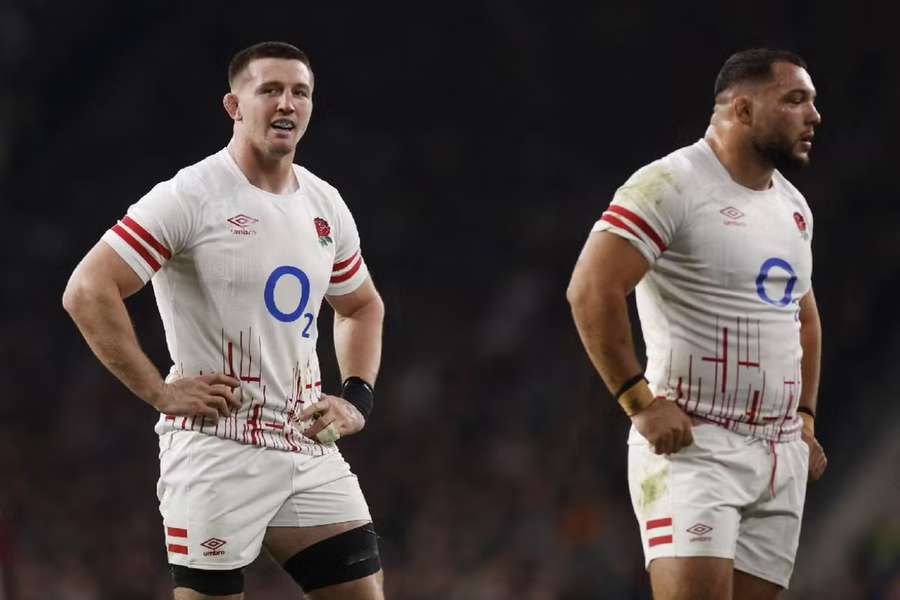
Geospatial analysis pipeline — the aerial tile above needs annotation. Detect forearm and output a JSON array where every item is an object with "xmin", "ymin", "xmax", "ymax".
[
  {"xmin": 799, "ymin": 311, "xmax": 821, "ymax": 414},
  {"xmin": 569, "ymin": 290, "xmax": 644, "ymax": 394},
  {"xmin": 64, "ymin": 283, "xmax": 165, "ymax": 407},
  {"xmin": 332, "ymin": 296, "xmax": 384, "ymax": 386}
]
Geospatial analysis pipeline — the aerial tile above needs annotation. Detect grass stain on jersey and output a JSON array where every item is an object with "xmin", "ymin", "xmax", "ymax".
[
  {"xmin": 617, "ymin": 166, "xmax": 679, "ymax": 207},
  {"xmin": 639, "ymin": 465, "xmax": 669, "ymax": 513}
]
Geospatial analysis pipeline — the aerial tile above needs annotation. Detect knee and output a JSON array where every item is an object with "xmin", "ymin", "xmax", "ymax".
[{"xmin": 282, "ymin": 523, "xmax": 382, "ymax": 593}]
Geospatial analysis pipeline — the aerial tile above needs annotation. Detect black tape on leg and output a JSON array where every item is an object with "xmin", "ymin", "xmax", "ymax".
[
  {"xmin": 170, "ymin": 564, "xmax": 244, "ymax": 596},
  {"xmin": 282, "ymin": 523, "xmax": 381, "ymax": 592}
]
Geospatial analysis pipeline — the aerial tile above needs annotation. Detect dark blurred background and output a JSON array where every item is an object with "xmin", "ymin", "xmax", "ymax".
[{"xmin": 1, "ymin": 2, "xmax": 898, "ymax": 599}]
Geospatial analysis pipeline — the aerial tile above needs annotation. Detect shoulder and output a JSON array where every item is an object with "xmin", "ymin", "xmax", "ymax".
[
  {"xmin": 172, "ymin": 148, "xmax": 243, "ymax": 201},
  {"xmin": 616, "ymin": 142, "xmax": 708, "ymax": 207},
  {"xmin": 774, "ymin": 171, "xmax": 808, "ymax": 206},
  {"xmin": 296, "ymin": 165, "xmax": 341, "ymax": 199}
]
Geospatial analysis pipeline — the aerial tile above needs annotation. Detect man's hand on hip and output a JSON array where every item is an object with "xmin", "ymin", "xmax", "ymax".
[
  {"xmin": 631, "ymin": 399, "xmax": 694, "ymax": 455},
  {"xmin": 300, "ymin": 395, "xmax": 365, "ymax": 444},
  {"xmin": 151, "ymin": 373, "xmax": 242, "ymax": 421}
]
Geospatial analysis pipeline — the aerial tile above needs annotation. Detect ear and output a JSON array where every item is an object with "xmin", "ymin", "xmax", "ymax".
[
  {"xmin": 223, "ymin": 93, "xmax": 241, "ymax": 121},
  {"xmin": 732, "ymin": 95, "xmax": 753, "ymax": 126}
]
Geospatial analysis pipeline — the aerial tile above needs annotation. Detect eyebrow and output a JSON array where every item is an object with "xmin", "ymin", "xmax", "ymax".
[
  {"xmin": 783, "ymin": 87, "xmax": 817, "ymax": 99},
  {"xmin": 255, "ymin": 80, "xmax": 312, "ymax": 91}
]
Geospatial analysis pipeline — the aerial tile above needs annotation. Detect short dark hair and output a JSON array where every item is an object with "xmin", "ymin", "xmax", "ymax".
[
  {"xmin": 228, "ymin": 41, "xmax": 312, "ymax": 88},
  {"xmin": 714, "ymin": 49, "xmax": 808, "ymax": 98}
]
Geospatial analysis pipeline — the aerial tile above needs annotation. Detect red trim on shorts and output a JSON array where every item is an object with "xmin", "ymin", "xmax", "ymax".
[
  {"xmin": 112, "ymin": 224, "xmax": 161, "ymax": 271},
  {"xmin": 649, "ymin": 535, "xmax": 673, "ymax": 547},
  {"xmin": 168, "ymin": 544, "xmax": 188, "ymax": 555},
  {"xmin": 167, "ymin": 527, "xmax": 188, "ymax": 538},
  {"xmin": 330, "ymin": 255, "xmax": 363, "ymax": 283},
  {"xmin": 122, "ymin": 215, "xmax": 172, "ymax": 259},
  {"xmin": 646, "ymin": 517, "xmax": 672, "ymax": 530},
  {"xmin": 607, "ymin": 205, "xmax": 667, "ymax": 252}
]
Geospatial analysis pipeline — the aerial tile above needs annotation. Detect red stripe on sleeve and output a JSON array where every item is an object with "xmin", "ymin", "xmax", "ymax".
[
  {"xmin": 167, "ymin": 527, "xmax": 187, "ymax": 538},
  {"xmin": 607, "ymin": 205, "xmax": 667, "ymax": 253},
  {"xmin": 112, "ymin": 224, "xmax": 161, "ymax": 272},
  {"xmin": 332, "ymin": 250, "xmax": 360, "ymax": 272},
  {"xmin": 601, "ymin": 213, "xmax": 641, "ymax": 240},
  {"xmin": 122, "ymin": 216, "xmax": 172, "ymax": 259},
  {"xmin": 168, "ymin": 544, "xmax": 188, "ymax": 555},
  {"xmin": 330, "ymin": 255, "xmax": 363, "ymax": 284},
  {"xmin": 646, "ymin": 518, "xmax": 673, "ymax": 530},
  {"xmin": 649, "ymin": 535, "xmax": 673, "ymax": 547}
]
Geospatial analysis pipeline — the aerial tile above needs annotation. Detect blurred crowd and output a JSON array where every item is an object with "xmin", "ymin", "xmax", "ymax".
[{"xmin": 2, "ymin": 2, "xmax": 899, "ymax": 599}]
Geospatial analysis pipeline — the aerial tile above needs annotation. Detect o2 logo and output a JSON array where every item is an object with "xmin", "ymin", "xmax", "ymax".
[
  {"xmin": 755, "ymin": 258, "xmax": 797, "ymax": 307},
  {"xmin": 264, "ymin": 266, "xmax": 315, "ymax": 338}
]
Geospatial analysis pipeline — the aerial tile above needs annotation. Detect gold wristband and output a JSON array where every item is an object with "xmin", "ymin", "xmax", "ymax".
[
  {"xmin": 617, "ymin": 379, "xmax": 656, "ymax": 416},
  {"xmin": 799, "ymin": 412, "xmax": 815, "ymax": 437}
]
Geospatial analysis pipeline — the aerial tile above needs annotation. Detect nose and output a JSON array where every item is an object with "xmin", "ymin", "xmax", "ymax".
[
  {"xmin": 808, "ymin": 103, "xmax": 821, "ymax": 126},
  {"xmin": 277, "ymin": 90, "xmax": 295, "ymax": 114}
]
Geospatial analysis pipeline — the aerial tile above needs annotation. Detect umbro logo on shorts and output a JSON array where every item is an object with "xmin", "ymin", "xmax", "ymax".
[
  {"xmin": 201, "ymin": 537, "xmax": 227, "ymax": 556},
  {"xmin": 687, "ymin": 522, "xmax": 713, "ymax": 542}
]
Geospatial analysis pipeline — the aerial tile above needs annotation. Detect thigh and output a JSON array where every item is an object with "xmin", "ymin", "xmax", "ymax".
[
  {"xmin": 627, "ymin": 425, "xmax": 752, "ymax": 567},
  {"xmin": 269, "ymin": 451, "xmax": 372, "ymax": 528},
  {"xmin": 264, "ymin": 522, "xmax": 383, "ymax": 600},
  {"xmin": 158, "ymin": 431, "xmax": 293, "ymax": 570},
  {"xmin": 649, "ymin": 556, "xmax": 732, "ymax": 600},
  {"xmin": 734, "ymin": 439, "xmax": 809, "ymax": 590},
  {"xmin": 733, "ymin": 569, "xmax": 783, "ymax": 600}
]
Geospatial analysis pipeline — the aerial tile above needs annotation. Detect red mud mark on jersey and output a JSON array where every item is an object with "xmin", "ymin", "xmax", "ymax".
[
  {"xmin": 200, "ymin": 537, "xmax": 227, "ymax": 557},
  {"xmin": 314, "ymin": 217, "xmax": 333, "ymax": 246},
  {"xmin": 228, "ymin": 213, "xmax": 259, "ymax": 235},
  {"xmin": 720, "ymin": 206, "xmax": 747, "ymax": 227},
  {"xmin": 687, "ymin": 523, "xmax": 713, "ymax": 542}
]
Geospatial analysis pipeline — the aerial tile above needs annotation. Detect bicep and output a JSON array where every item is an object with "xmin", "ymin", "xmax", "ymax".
[
  {"xmin": 798, "ymin": 288, "xmax": 820, "ymax": 327},
  {"xmin": 71, "ymin": 241, "xmax": 147, "ymax": 299},
  {"xmin": 326, "ymin": 277, "xmax": 382, "ymax": 317},
  {"xmin": 569, "ymin": 231, "xmax": 651, "ymax": 300}
]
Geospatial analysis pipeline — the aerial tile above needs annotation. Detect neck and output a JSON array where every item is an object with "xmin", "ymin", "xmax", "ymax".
[
  {"xmin": 227, "ymin": 138, "xmax": 298, "ymax": 194},
  {"xmin": 704, "ymin": 124, "xmax": 775, "ymax": 192}
]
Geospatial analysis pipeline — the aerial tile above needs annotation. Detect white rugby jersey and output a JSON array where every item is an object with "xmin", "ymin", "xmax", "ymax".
[
  {"xmin": 101, "ymin": 147, "xmax": 369, "ymax": 455},
  {"xmin": 594, "ymin": 139, "xmax": 814, "ymax": 441}
]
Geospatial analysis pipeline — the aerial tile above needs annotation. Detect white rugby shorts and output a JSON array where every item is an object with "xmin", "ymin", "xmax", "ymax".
[
  {"xmin": 157, "ymin": 430, "xmax": 372, "ymax": 569},
  {"xmin": 627, "ymin": 422, "xmax": 809, "ymax": 588}
]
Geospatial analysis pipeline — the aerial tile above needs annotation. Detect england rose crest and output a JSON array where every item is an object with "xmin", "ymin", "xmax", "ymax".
[{"xmin": 314, "ymin": 217, "xmax": 333, "ymax": 246}]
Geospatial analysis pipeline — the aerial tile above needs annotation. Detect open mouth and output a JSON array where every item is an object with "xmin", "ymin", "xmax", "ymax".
[{"xmin": 271, "ymin": 119, "xmax": 296, "ymax": 132}]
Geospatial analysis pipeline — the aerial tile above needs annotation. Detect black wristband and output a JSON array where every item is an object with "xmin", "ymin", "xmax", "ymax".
[
  {"xmin": 796, "ymin": 406, "xmax": 815, "ymax": 419},
  {"xmin": 614, "ymin": 373, "xmax": 646, "ymax": 400},
  {"xmin": 342, "ymin": 377, "xmax": 374, "ymax": 420}
]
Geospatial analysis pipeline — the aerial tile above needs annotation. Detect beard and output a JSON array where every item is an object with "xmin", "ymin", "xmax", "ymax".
[{"xmin": 751, "ymin": 130, "xmax": 810, "ymax": 171}]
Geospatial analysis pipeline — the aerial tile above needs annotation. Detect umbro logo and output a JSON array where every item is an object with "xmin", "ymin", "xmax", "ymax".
[
  {"xmin": 228, "ymin": 214, "xmax": 258, "ymax": 236},
  {"xmin": 720, "ymin": 206, "xmax": 747, "ymax": 227},
  {"xmin": 687, "ymin": 523, "xmax": 713, "ymax": 542},
  {"xmin": 201, "ymin": 537, "xmax": 227, "ymax": 556}
]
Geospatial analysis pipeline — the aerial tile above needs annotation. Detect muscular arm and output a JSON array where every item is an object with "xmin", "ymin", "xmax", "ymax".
[
  {"xmin": 798, "ymin": 289, "xmax": 821, "ymax": 416},
  {"xmin": 301, "ymin": 278, "xmax": 384, "ymax": 441},
  {"xmin": 567, "ymin": 231, "xmax": 693, "ymax": 454},
  {"xmin": 326, "ymin": 277, "xmax": 385, "ymax": 386},
  {"xmin": 798, "ymin": 288, "xmax": 827, "ymax": 479},
  {"xmin": 566, "ymin": 232, "xmax": 649, "ymax": 392},
  {"xmin": 62, "ymin": 241, "xmax": 166, "ymax": 405},
  {"xmin": 62, "ymin": 241, "xmax": 239, "ymax": 418}
]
